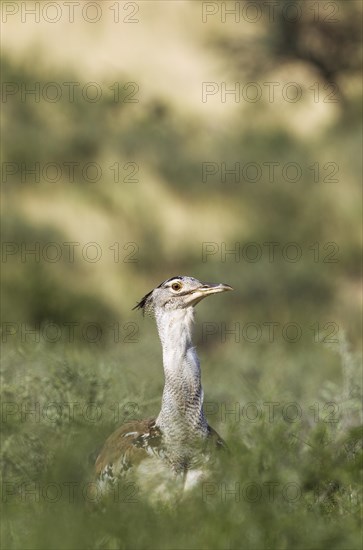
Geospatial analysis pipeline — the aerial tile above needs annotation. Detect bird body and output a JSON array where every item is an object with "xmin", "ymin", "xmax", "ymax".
[{"xmin": 95, "ymin": 276, "xmax": 232, "ymax": 500}]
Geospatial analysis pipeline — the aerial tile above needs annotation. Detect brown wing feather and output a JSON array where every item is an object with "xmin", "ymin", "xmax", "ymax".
[
  {"xmin": 95, "ymin": 418, "xmax": 227, "ymax": 487},
  {"xmin": 95, "ymin": 417, "xmax": 160, "ymax": 477}
]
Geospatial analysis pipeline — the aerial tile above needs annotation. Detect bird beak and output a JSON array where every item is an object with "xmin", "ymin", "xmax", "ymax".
[
  {"xmin": 188, "ymin": 282, "xmax": 233, "ymax": 306},
  {"xmin": 199, "ymin": 282, "xmax": 234, "ymax": 295}
]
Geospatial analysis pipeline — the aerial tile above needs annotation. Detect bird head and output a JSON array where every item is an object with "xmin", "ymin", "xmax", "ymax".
[{"xmin": 133, "ymin": 276, "xmax": 233, "ymax": 314}]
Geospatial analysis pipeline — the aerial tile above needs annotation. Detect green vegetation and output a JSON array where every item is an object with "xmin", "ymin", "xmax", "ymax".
[
  {"xmin": 1, "ymin": 337, "xmax": 361, "ymax": 549},
  {"xmin": 1, "ymin": 1, "xmax": 362, "ymax": 548}
]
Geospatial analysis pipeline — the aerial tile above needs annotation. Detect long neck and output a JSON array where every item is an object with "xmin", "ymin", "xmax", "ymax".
[{"xmin": 154, "ymin": 307, "xmax": 208, "ymax": 440}]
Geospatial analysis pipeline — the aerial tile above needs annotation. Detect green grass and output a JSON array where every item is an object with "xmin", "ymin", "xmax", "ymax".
[{"xmin": 1, "ymin": 335, "xmax": 361, "ymax": 550}]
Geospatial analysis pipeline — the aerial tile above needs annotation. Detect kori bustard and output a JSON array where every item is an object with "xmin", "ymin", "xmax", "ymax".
[{"xmin": 95, "ymin": 276, "xmax": 233, "ymax": 497}]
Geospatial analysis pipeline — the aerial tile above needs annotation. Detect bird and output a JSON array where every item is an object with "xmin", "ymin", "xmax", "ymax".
[{"xmin": 94, "ymin": 275, "xmax": 233, "ymax": 501}]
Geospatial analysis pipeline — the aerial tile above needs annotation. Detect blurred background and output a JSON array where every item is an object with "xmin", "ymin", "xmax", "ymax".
[{"xmin": 1, "ymin": 1, "xmax": 362, "ymax": 549}]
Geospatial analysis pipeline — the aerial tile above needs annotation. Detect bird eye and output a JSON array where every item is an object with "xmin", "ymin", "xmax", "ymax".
[{"xmin": 171, "ymin": 282, "xmax": 182, "ymax": 291}]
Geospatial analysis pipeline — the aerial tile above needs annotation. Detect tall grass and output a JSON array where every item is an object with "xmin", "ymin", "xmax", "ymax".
[{"xmin": 1, "ymin": 333, "xmax": 361, "ymax": 549}]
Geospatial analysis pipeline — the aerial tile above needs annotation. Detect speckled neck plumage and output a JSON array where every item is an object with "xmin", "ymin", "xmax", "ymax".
[{"xmin": 154, "ymin": 306, "xmax": 208, "ymax": 467}]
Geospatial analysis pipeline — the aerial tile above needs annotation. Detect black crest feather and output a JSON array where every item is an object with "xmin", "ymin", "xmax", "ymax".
[
  {"xmin": 132, "ymin": 289, "xmax": 153, "ymax": 314},
  {"xmin": 158, "ymin": 275, "xmax": 183, "ymax": 287},
  {"xmin": 132, "ymin": 277, "xmax": 184, "ymax": 315}
]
